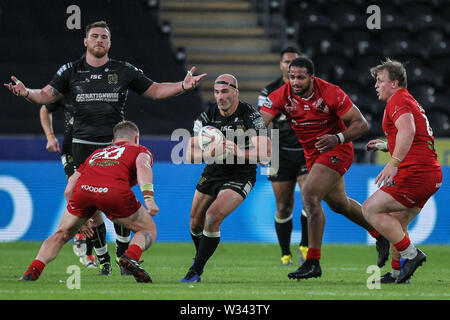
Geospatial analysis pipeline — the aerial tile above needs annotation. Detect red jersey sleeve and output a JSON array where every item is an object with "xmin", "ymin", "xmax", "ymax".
[
  {"xmin": 260, "ymin": 84, "xmax": 287, "ymax": 117},
  {"xmin": 329, "ymin": 85, "xmax": 354, "ymax": 117},
  {"xmin": 386, "ymin": 94, "xmax": 412, "ymax": 123}
]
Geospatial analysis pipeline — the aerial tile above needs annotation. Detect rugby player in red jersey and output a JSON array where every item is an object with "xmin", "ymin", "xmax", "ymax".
[
  {"xmin": 363, "ymin": 59, "xmax": 442, "ymax": 283},
  {"xmin": 20, "ymin": 121, "xmax": 159, "ymax": 283},
  {"xmin": 260, "ymin": 56, "xmax": 389, "ymax": 279}
]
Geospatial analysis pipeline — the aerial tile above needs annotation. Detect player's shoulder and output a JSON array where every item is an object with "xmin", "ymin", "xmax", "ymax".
[
  {"xmin": 238, "ymin": 101, "xmax": 266, "ymax": 127},
  {"xmin": 239, "ymin": 100, "xmax": 260, "ymax": 116},
  {"xmin": 314, "ymin": 77, "xmax": 342, "ymax": 92},
  {"xmin": 110, "ymin": 59, "xmax": 144, "ymax": 73},
  {"xmin": 262, "ymin": 77, "xmax": 284, "ymax": 95},
  {"xmin": 55, "ymin": 57, "xmax": 83, "ymax": 76}
]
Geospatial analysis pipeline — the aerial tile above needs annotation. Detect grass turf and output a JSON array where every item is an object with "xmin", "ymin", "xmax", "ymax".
[{"xmin": 0, "ymin": 242, "xmax": 449, "ymax": 300}]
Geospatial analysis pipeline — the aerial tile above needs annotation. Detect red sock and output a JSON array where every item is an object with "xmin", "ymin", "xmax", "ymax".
[
  {"xmin": 125, "ymin": 244, "xmax": 142, "ymax": 261},
  {"xmin": 25, "ymin": 259, "xmax": 46, "ymax": 280},
  {"xmin": 394, "ymin": 235, "xmax": 411, "ymax": 252},
  {"xmin": 391, "ymin": 259, "xmax": 401, "ymax": 271},
  {"xmin": 306, "ymin": 248, "xmax": 321, "ymax": 261},
  {"xmin": 368, "ymin": 229, "xmax": 381, "ymax": 239}
]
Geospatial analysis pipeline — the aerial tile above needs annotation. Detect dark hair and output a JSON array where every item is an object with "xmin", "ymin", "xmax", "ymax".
[
  {"xmin": 370, "ymin": 58, "xmax": 407, "ymax": 88},
  {"xmin": 113, "ymin": 120, "xmax": 139, "ymax": 139},
  {"xmin": 289, "ymin": 56, "xmax": 315, "ymax": 75},
  {"xmin": 281, "ymin": 46, "xmax": 302, "ymax": 58},
  {"xmin": 85, "ymin": 20, "xmax": 111, "ymax": 38}
]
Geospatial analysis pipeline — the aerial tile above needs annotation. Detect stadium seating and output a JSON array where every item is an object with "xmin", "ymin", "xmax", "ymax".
[
  {"xmin": 285, "ymin": 0, "xmax": 450, "ymax": 138},
  {"xmin": 0, "ymin": 0, "xmax": 204, "ymax": 136}
]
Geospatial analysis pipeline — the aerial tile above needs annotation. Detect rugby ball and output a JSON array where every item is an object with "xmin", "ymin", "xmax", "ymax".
[{"xmin": 198, "ymin": 125, "xmax": 224, "ymax": 151}]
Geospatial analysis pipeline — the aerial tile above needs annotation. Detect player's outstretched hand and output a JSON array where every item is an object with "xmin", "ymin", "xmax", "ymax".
[
  {"xmin": 183, "ymin": 66, "xmax": 207, "ymax": 90},
  {"xmin": 4, "ymin": 76, "xmax": 28, "ymax": 97},
  {"xmin": 145, "ymin": 198, "xmax": 159, "ymax": 216}
]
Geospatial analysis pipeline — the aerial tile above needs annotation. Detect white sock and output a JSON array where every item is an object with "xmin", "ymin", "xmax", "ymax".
[
  {"xmin": 400, "ymin": 243, "xmax": 418, "ymax": 260},
  {"xmin": 391, "ymin": 269, "xmax": 400, "ymax": 279}
]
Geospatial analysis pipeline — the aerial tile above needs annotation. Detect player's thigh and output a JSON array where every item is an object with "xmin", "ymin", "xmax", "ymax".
[
  {"xmin": 207, "ymin": 189, "xmax": 245, "ymax": 221},
  {"xmin": 190, "ymin": 190, "xmax": 215, "ymax": 223},
  {"xmin": 322, "ymin": 175, "xmax": 353, "ymax": 212},
  {"xmin": 296, "ymin": 172, "xmax": 308, "ymax": 190},
  {"xmin": 302, "ymin": 163, "xmax": 342, "ymax": 203},
  {"xmin": 364, "ymin": 189, "xmax": 421, "ymax": 223},
  {"xmin": 57, "ymin": 209, "xmax": 89, "ymax": 239},
  {"xmin": 112, "ymin": 205, "xmax": 156, "ymax": 234}
]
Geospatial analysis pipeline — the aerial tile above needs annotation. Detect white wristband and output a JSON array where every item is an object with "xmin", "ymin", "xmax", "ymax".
[{"xmin": 336, "ymin": 132, "xmax": 345, "ymax": 144}]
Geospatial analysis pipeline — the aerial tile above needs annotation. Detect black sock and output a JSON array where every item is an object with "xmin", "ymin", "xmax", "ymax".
[
  {"xmin": 191, "ymin": 232, "xmax": 220, "ymax": 274},
  {"xmin": 91, "ymin": 223, "xmax": 110, "ymax": 264},
  {"xmin": 190, "ymin": 231, "xmax": 202, "ymax": 256},
  {"xmin": 275, "ymin": 216, "xmax": 293, "ymax": 256},
  {"xmin": 86, "ymin": 237, "xmax": 93, "ymax": 256},
  {"xmin": 114, "ymin": 223, "xmax": 131, "ymax": 258},
  {"xmin": 299, "ymin": 212, "xmax": 309, "ymax": 247}
]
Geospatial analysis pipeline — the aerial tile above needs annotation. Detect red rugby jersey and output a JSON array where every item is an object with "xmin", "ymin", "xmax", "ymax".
[
  {"xmin": 261, "ymin": 77, "xmax": 354, "ymax": 157},
  {"xmin": 382, "ymin": 88, "xmax": 440, "ymax": 169},
  {"xmin": 77, "ymin": 141, "xmax": 154, "ymax": 187}
]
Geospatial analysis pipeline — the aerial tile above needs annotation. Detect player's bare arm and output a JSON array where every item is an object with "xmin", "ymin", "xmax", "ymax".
[
  {"xmin": 374, "ymin": 113, "xmax": 415, "ymax": 188},
  {"xmin": 315, "ymin": 105, "xmax": 369, "ymax": 153},
  {"xmin": 186, "ymin": 136, "xmax": 225, "ymax": 164},
  {"xmin": 64, "ymin": 171, "xmax": 81, "ymax": 203},
  {"xmin": 227, "ymin": 136, "xmax": 271, "ymax": 165},
  {"xmin": 39, "ymin": 106, "xmax": 61, "ymax": 153},
  {"xmin": 260, "ymin": 110, "xmax": 276, "ymax": 127},
  {"xmin": 141, "ymin": 66, "xmax": 206, "ymax": 100},
  {"xmin": 136, "ymin": 152, "xmax": 159, "ymax": 216},
  {"xmin": 4, "ymin": 77, "xmax": 63, "ymax": 105}
]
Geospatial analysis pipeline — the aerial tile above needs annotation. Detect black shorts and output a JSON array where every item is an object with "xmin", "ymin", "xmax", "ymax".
[
  {"xmin": 72, "ymin": 142, "xmax": 111, "ymax": 168},
  {"xmin": 196, "ymin": 175, "xmax": 255, "ymax": 200},
  {"xmin": 268, "ymin": 148, "xmax": 308, "ymax": 182}
]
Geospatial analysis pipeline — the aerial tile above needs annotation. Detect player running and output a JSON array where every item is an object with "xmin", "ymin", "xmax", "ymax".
[
  {"xmin": 20, "ymin": 121, "xmax": 159, "ymax": 283},
  {"xmin": 260, "ymin": 56, "xmax": 390, "ymax": 279}
]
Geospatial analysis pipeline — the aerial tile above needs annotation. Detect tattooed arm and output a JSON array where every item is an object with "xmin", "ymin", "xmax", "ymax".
[{"xmin": 4, "ymin": 76, "xmax": 63, "ymax": 105}]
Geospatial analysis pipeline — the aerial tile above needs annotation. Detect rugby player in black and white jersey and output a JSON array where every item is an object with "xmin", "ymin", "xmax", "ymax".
[
  {"xmin": 4, "ymin": 20, "xmax": 206, "ymax": 276},
  {"xmin": 180, "ymin": 74, "xmax": 271, "ymax": 282},
  {"xmin": 257, "ymin": 47, "xmax": 309, "ymax": 266}
]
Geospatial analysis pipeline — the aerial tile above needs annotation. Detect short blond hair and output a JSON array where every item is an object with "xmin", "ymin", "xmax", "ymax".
[
  {"xmin": 113, "ymin": 120, "xmax": 139, "ymax": 139},
  {"xmin": 370, "ymin": 58, "xmax": 407, "ymax": 88}
]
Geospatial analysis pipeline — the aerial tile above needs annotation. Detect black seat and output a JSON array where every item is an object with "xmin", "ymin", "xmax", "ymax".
[
  {"xmin": 427, "ymin": 110, "xmax": 450, "ymax": 137},
  {"xmin": 407, "ymin": 66, "xmax": 442, "ymax": 88},
  {"xmin": 408, "ymin": 84, "xmax": 437, "ymax": 103}
]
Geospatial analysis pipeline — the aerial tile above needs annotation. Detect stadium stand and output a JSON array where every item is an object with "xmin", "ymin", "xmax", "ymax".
[
  {"xmin": 283, "ymin": 0, "xmax": 450, "ymax": 139},
  {"xmin": 1, "ymin": 0, "xmax": 449, "ymax": 141},
  {"xmin": 0, "ymin": 0, "xmax": 204, "ymax": 136}
]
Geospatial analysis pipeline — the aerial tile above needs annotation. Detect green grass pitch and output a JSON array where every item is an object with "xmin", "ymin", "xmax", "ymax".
[{"xmin": 1, "ymin": 242, "xmax": 449, "ymax": 300}]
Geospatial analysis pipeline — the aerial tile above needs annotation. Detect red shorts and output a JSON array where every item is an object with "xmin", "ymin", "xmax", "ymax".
[
  {"xmin": 381, "ymin": 166, "xmax": 442, "ymax": 208},
  {"xmin": 67, "ymin": 184, "xmax": 141, "ymax": 220},
  {"xmin": 305, "ymin": 142, "xmax": 354, "ymax": 176}
]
